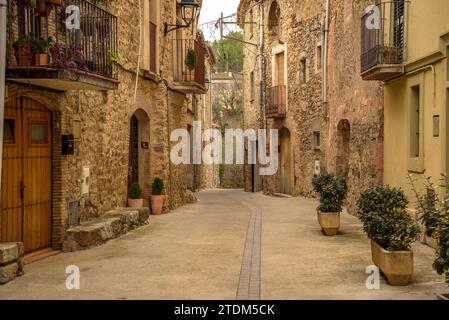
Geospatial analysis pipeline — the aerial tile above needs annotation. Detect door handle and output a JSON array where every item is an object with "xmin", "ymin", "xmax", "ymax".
[{"xmin": 20, "ymin": 181, "xmax": 26, "ymax": 200}]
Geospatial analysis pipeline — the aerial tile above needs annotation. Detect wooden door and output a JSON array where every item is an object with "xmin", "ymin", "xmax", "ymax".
[
  {"xmin": 1, "ymin": 97, "xmax": 52, "ymax": 254},
  {"xmin": 280, "ymin": 128, "xmax": 292, "ymax": 195}
]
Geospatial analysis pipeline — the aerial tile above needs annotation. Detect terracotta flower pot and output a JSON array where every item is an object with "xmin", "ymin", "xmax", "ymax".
[
  {"xmin": 371, "ymin": 240, "xmax": 413, "ymax": 286},
  {"xmin": 48, "ymin": 0, "xmax": 62, "ymax": 5},
  {"xmin": 127, "ymin": 198, "xmax": 144, "ymax": 208},
  {"xmin": 150, "ymin": 195, "xmax": 164, "ymax": 215},
  {"xmin": 13, "ymin": 41, "xmax": 32, "ymax": 66},
  {"xmin": 35, "ymin": 53, "xmax": 50, "ymax": 66},
  {"xmin": 317, "ymin": 211, "xmax": 340, "ymax": 236}
]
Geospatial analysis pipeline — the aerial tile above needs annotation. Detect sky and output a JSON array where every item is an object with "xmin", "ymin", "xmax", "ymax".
[{"xmin": 199, "ymin": 0, "xmax": 241, "ymax": 40}]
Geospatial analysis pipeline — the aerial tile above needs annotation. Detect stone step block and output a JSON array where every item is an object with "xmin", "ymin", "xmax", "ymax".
[{"xmin": 63, "ymin": 207, "xmax": 150, "ymax": 252}]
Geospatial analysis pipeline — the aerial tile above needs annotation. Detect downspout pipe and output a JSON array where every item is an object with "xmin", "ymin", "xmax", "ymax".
[{"xmin": 0, "ymin": 0, "xmax": 8, "ymax": 188}]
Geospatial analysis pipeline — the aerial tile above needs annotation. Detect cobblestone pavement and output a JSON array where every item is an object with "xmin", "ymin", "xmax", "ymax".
[{"xmin": 0, "ymin": 189, "xmax": 447, "ymax": 300}]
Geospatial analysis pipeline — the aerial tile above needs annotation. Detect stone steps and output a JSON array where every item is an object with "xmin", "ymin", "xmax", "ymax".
[
  {"xmin": 0, "ymin": 243, "xmax": 25, "ymax": 285},
  {"xmin": 63, "ymin": 207, "xmax": 150, "ymax": 252}
]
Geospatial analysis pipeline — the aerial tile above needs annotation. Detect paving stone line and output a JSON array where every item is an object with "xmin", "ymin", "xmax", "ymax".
[{"xmin": 237, "ymin": 202, "xmax": 262, "ymax": 300}]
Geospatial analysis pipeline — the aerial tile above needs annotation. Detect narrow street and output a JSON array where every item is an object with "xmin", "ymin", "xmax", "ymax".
[{"xmin": 0, "ymin": 190, "xmax": 445, "ymax": 300}]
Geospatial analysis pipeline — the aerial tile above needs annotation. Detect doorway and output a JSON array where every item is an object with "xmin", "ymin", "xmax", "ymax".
[
  {"xmin": 279, "ymin": 127, "xmax": 292, "ymax": 195},
  {"xmin": 336, "ymin": 119, "xmax": 350, "ymax": 177},
  {"xmin": 128, "ymin": 109, "xmax": 151, "ymax": 197},
  {"xmin": 1, "ymin": 97, "xmax": 52, "ymax": 254}
]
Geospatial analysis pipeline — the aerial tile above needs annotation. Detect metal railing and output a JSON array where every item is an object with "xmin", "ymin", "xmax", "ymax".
[
  {"xmin": 266, "ymin": 85, "xmax": 286, "ymax": 118},
  {"xmin": 6, "ymin": 0, "xmax": 118, "ymax": 79},
  {"xmin": 361, "ymin": 1, "xmax": 408, "ymax": 73},
  {"xmin": 173, "ymin": 38, "xmax": 206, "ymax": 87}
]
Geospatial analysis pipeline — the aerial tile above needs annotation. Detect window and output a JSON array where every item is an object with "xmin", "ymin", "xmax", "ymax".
[
  {"xmin": 410, "ymin": 85, "xmax": 420, "ymax": 158},
  {"xmin": 268, "ymin": 1, "xmax": 281, "ymax": 37},
  {"xmin": 4, "ymin": 119, "xmax": 15, "ymax": 144},
  {"xmin": 143, "ymin": 0, "xmax": 158, "ymax": 73},
  {"xmin": 30, "ymin": 121, "xmax": 48, "ymax": 145},
  {"xmin": 249, "ymin": 9, "xmax": 254, "ymax": 39},
  {"xmin": 299, "ymin": 58, "xmax": 307, "ymax": 84},
  {"xmin": 316, "ymin": 44, "xmax": 322, "ymax": 72},
  {"xmin": 250, "ymin": 71, "xmax": 255, "ymax": 101},
  {"xmin": 313, "ymin": 131, "xmax": 321, "ymax": 150}
]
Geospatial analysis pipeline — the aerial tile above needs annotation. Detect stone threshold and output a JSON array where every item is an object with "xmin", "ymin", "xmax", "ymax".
[{"xmin": 63, "ymin": 207, "xmax": 150, "ymax": 252}]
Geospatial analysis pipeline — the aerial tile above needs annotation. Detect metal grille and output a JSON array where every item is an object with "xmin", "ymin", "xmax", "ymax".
[
  {"xmin": 360, "ymin": 1, "xmax": 408, "ymax": 73},
  {"xmin": 266, "ymin": 85, "xmax": 286, "ymax": 118}
]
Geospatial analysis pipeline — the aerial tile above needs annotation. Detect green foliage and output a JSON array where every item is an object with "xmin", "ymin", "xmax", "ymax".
[
  {"xmin": 184, "ymin": 48, "xmax": 197, "ymax": 71},
  {"xmin": 129, "ymin": 182, "xmax": 142, "ymax": 199},
  {"xmin": 408, "ymin": 174, "xmax": 449, "ymax": 285},
  {"xmin": 211, "ymin": 31, "xmax": 243, "ymax": 72},
  {"xmin": 312, "ymin": 173, "xmax": 347, "ymax": 213},
  {"xmin": 29, "ymin": 33, "xmax": 53, "ymax": 54},
  {"xmin": 152, "ymin": 177, "xmax": 164, "ymax": 196},
  {"xmin": 109, "ymin": 50, "xmax": 119, "ymax": 63},
  {"xmin": 357, "ymin": 186, "xmax": 420, "ymax": 251}
]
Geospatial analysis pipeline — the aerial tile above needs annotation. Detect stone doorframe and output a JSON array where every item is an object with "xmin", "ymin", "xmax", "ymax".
[{"xmin": 129, "ymin": 108, "xmax": 151, "ymax": 200}]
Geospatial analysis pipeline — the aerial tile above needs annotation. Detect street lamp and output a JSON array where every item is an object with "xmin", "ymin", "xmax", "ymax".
[{"xmin": 164, "ymin": 0, "xmax": 200, "ymax": 37}]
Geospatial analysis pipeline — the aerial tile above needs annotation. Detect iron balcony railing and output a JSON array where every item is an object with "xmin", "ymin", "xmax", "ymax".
[
  {"xmin": 266, "ymin": 85, "xmax": 286, "ymax": 118},
  {"xmin": 173, "ymin": 38, "xmax": 206, "ymax": 87},
  {"xmin": 360, "ymin": 1, "xmax": 408, "ymax": 73},
  {"xmin": 6, "ymin": 0, "xmax": 118, "ymax": 79}
]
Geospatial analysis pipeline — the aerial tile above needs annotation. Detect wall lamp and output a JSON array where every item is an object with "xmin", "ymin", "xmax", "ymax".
[{"xmin": 164, "ymin": 0, "xmax": 200, "ymax": 37}]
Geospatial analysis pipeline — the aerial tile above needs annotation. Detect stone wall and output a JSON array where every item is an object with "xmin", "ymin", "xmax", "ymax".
[
  {"xmin": 4, "ymin": 0, "xmax": 214, "ymax": 251},
  {"xmin": 0, "ymin": 243, "xmax": 24, "ymax": 285},
  {"xmin": 238, "ymin": 0, "xmax": 383, "ymax": 214},
  {"xmin": 326, "ymin": 0, "xmax": 384, "ymax": 214}
]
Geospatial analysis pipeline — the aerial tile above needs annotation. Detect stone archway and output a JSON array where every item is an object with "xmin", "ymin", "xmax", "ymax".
[
  {"xmin": 128, "ymin": 108, "xmax": 151, "ymax": 199},
  {"xmin": 279, "ymin": 127, "xmax": 292, "ymax": 195},
  {"xmin": 336, "ymin": 119, "xmax": 350, "ymax": 177}
]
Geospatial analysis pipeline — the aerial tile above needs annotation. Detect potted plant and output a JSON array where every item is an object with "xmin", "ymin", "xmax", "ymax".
[
  {"xmin": 312, "ymin": 173, "xmax": 347, "ymax": 236},
  {"xmin": 184, "ymin": 48, "xmax": 197, "ymax": 81},
  {"xmin": 358, "ymin": 186, "xmax": 421, "ymax": 286},
  {"xmin": 13, "ymin": 35, "xmax": 32, "ymax": 66},
  {"xmin": 409, "ymin": 174, "xmax": 449, "ymax": 299},
  {"xmin": 381, "ymin": 46, "xmax": 399, "ymax": 64},
  {"xmin": 30, "ymin": 34, "xmax": 53, "ymax": 66},
  {"xmin": 150, "ymin": 177, "xmax": 165, "ymax": 215},
  {"xmin": 128, "ymin": 182, "xmax": 144, "ymax": 208}
]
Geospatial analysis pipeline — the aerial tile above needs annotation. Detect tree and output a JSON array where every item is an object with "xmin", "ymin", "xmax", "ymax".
[{"xmin": 211, "ymin": 31, "xmax": 244, "ymax": 73}]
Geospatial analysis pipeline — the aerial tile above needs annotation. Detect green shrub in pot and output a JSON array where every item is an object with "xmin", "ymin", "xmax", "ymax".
[
  {"xmin": 312, "ymin": 173, "xmax": 347, "ymax": 236},
  {"xmin": 357, "ymin": 186, "xmax": 420, "ymax": 251},
  {"xmin": 357, "ymin": 185, "xmax": 420, "ymax": 285}
]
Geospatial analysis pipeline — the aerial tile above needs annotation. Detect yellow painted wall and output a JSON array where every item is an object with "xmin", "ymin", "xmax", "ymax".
[{"xmin": 405, "ymin": 0, "xmax": 449, "ymax": 63}]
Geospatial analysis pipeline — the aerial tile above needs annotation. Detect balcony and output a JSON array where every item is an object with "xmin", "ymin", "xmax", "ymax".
[
  {"xmin": 360, "ymin": 1, "xmax": 408, "ymax": 81},
  {"xmin": 6, "ymin": 0, "xmax": 118, "ymax": 91},
  {"xmin": 266, "ymin": 85, "xmax": 286, "ymax": 118},
  {"xmin": 172, "ymin": 39, "xmax": 206, "ymax": 94}
]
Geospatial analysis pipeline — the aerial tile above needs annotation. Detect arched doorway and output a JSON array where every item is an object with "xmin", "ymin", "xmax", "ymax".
[
  {"xmin": 128, "ymin": 109, "xmax": 151, "ymax": 197},
  {"xmin": 336, "ymin": 119, "xmax": 350, "ymax": 177},
  {"xmin": 1, "ymin": 97, "xmax": 52, "ymax": 253},
  {"xmin": 279, "ymin": 127, "xmax": 292, "ymax": 195}
]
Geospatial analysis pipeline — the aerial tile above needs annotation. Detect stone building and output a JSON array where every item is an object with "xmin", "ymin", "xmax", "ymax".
[
  {"xmin": 1, "ymin": 0, "xmax": 215, "ymax": 255},
  {"xmin": 238, "ymin": 0, "xmax": 383, "ymax": 214}
]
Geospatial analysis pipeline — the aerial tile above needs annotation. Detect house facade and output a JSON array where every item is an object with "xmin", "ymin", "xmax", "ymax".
[
  {"xmin": 1, "ymin": 0, "xmax": 215, "ymax": 255},
  {"xmin": 238, "ymin": 0, "xmax": 384, "ymax": 214},
  {"xmin": 360, "ymin": 0, "xmax": 449, "ymax": 205}
]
